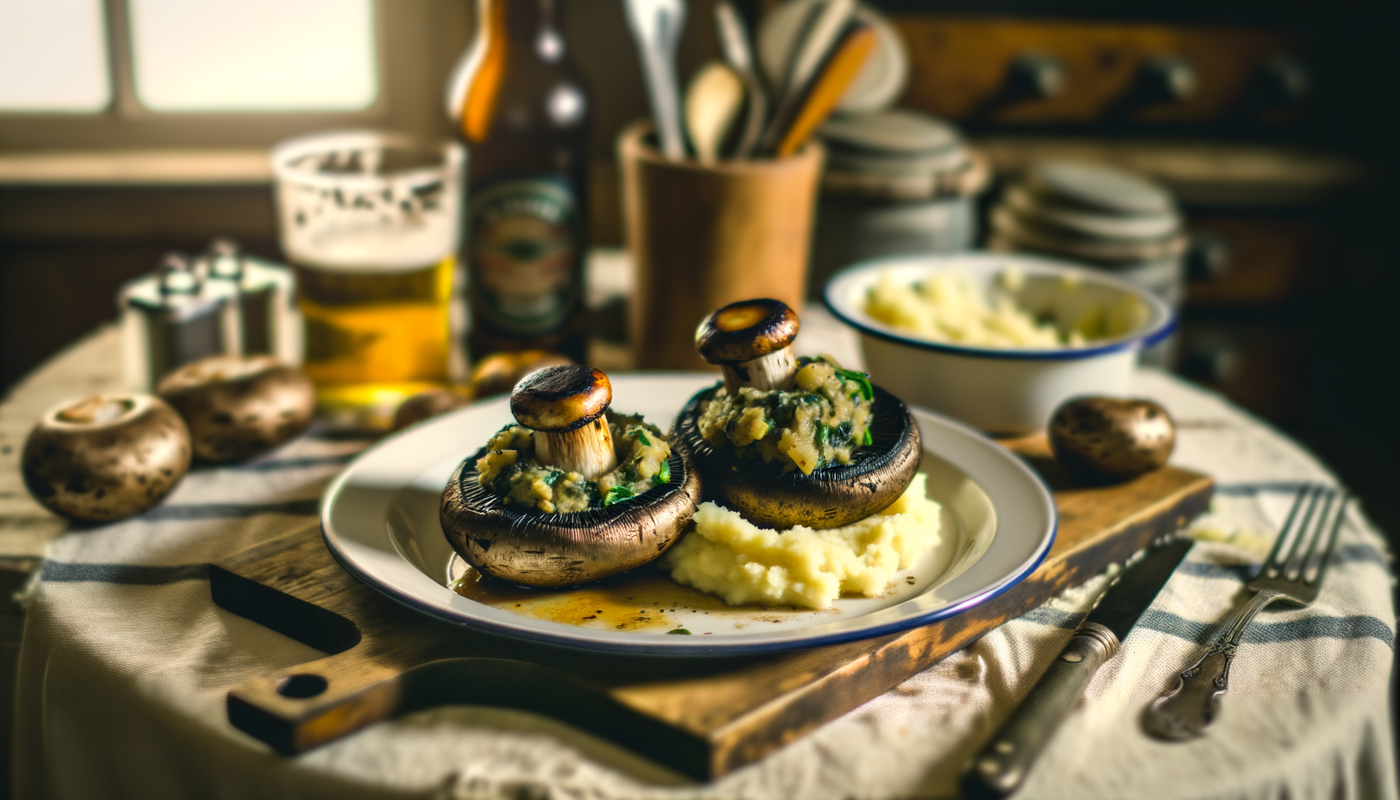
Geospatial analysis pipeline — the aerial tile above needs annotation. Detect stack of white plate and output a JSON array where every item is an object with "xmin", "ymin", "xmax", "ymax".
[{"xmin": 988, "ymin": 161, "xmax": 1187, "ymax": 364}]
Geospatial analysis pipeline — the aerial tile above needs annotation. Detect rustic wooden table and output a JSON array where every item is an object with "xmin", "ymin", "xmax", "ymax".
[{"xmin": 3, "ymin": 257, "xmax": 1392, "ymax": 799}]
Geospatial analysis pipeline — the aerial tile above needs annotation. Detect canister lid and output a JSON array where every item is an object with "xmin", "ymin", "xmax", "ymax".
[
  {"xmin": 823, "ymin": 146, "xmax": 989, "ymax": 201},
  {"xmin": 819, "ymin": 109, "xmax": 961, "ymax": 156},
  {"xmin": 1003, "ymin": 183, "xmax": 1180, "ymax": 241},
  {"xmin": 1023, "ymin": 161, "xmax": 1174, "ymax": 217},
  {"xmin": 824, "ymin": 142, "xmax": 968, "ymax": 177},
  {"xmin": 199, "ymin": 238, "xmax": 295, "ymax": 295},
  {"xmin": 204, "ymin": 238, "xmax": 245, "ymax": 282},
  {"xmin": 122, "ymin": 252, "xmax": 237, "ymax": 321},
  {"xmin": 990, "ymin": 205, "xmax": 1187, "ymax": 265},
  {"xmin": 818, "ymin": 109, "xmax": 987, "ymax": 200}
]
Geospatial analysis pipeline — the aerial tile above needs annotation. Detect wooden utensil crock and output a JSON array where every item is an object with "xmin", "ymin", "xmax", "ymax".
[{"xmin": 619, "ymin": 121, "xmax": 823, "ymax": 370}]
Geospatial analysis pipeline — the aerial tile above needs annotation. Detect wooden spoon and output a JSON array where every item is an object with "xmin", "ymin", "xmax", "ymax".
[{"xmin": 684, "ymin": 61, "xmax": 746, "ymax": 164}]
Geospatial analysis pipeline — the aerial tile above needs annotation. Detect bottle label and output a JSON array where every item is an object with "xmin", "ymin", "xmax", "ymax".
[{"xmin": 467, "ymin": 176, "xmax": 580, "ymax": 337}]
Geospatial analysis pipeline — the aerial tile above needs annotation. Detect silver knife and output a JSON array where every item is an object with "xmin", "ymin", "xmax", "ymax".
[{"xmin": 961, "ymin": 537, "xmax": 1193, "ymax": 799}]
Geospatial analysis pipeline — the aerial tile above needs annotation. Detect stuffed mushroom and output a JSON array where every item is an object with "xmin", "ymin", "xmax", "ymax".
[
  {"xmin": 440, "ymin": 364, "xmax": 701, "ymax": 587},
  {"xmin": 674, "ymin": 298, "xmax": 922, "ymax": 530}
]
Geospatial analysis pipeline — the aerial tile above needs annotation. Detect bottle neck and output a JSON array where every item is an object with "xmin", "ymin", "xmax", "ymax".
[{"xmin": 497, "ymin": 0, "xmax": 564, "ymax": 61}]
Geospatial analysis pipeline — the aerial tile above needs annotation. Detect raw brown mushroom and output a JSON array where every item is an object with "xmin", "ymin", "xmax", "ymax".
[
  {"xmin": 468, "ymin": 349, "xmax": 573, "ymax": 399},
  {"xmin": 392, "ymin": 388, "xmax": 471, "ymax": 432},
  {"xmin": 157, "ymin": 355, "xmax": 314, "ymax": 463},
  {"xmin": 678, "ymin": 299, "xmax": 923, "ymax": 529},
  {"xmin": 392, "ymin": 351, "xmax": 574, "ymax": 433},
  {"xmin": 22, "ymin": 394, "xmax": 191, "ymax": 522},
  {"xmin": 440, "ymin": 364, "xmax": 702, "ymax": 587},
  {"xmin": 1050, "ymin": 396, "xmax": 1175, "ymax": 480},
  {"xmin": 695, "ymin": 298, "xmax": 800, "ymax": 394}
]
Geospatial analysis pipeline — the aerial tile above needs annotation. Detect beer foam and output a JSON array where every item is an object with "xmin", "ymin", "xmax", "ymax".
[{"xmin": 273, "ymin": 133, "xmax": 463, "ymax": 272}]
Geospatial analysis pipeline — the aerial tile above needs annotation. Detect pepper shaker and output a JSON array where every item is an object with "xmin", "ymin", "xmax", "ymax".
[
  {"xmin": 120, "ymin": 253, "xmax": 241, "ymax": 391},
  {"xmin": 200, "ymin": 238, "xmax": 301, "ymax": 365}
]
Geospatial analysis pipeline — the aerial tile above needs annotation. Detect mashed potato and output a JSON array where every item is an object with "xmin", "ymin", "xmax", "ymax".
[
  {"xmin": 661, "ymin": 474, "xmax": 941, "ymax": 609},
  {"xmin": 863, "ymin": 268, "xmax": 1145, "ymax": 349}
]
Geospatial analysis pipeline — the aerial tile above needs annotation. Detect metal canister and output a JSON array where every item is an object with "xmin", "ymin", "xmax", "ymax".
[
  {"xmin": 809, "ymin": 110, "xmax": 991, "ymax": 298},
  {"xmin": 200, "ymin": 238, "xmax": 301, "ymax": 365},
  {"xmin": 120, "ymin": 253, "xmax": 241, "ymax": 391}
]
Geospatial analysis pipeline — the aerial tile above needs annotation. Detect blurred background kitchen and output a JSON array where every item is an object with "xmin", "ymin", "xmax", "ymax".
[{"xmin": 1, "ymin": 0, "xmax": 1396, "ymax": 540}]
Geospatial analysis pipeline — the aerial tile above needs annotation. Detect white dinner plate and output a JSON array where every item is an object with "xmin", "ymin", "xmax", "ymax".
[{"xmin": 320, "ymin": 374, "xmax": 1056, "ymax": 655}]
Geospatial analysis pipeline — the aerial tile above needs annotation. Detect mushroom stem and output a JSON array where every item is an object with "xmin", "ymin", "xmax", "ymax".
[
  {"xmin": 535, "ymin": 417, "xmax": 617, "ymax": 479},
  {"xmin": 721, "ymin": 346, "xmax": 796, "ymax": 394}
]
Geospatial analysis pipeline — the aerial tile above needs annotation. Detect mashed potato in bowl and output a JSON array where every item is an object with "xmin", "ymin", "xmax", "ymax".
[
  {"xmin": 825, "ymin": 253, "xmax": 1176, "ymax": 435},
  {"xmin": 863, "ymin": 267, "xmax": 1148, "ymax": 350}
]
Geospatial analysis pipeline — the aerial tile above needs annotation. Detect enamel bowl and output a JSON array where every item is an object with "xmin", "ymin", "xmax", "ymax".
[{"xmin": 824, "ymin": 252, "xmax": 1175, "ymax": 434}]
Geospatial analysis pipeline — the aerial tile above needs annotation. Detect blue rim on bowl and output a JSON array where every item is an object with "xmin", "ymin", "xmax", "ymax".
[{"xmin": 823, "ymin": 252, "xmax": 1177, "ymax": 362}]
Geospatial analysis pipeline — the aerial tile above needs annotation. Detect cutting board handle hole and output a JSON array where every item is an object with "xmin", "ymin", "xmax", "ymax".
[{"xmin": 277, "ymin": 674, "xmax": 328, "ymax": 699}]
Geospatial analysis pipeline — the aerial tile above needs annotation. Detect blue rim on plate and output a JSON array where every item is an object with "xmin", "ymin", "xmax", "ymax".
[
  {"xmin": 824, "ymin": 252, "xmax": 1177, "ymax": 361},
  {"xmin": 319, "ymin": 374, "xmax": 1057, "ymax": 655}
]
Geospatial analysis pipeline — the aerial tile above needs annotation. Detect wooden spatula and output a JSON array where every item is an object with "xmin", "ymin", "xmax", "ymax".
[{"xmin": 773, "ymin": 22, "xmax": 877, "ymax": 158}]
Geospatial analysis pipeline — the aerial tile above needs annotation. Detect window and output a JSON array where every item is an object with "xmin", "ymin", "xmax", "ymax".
[
  {"xmin": 0, "ymin": 0, "xmax": 379, "ymax": 115},
  {"xmin": 0, "ymin": 0, "xmax": 111, "ymax": 112},
  {"xmin": 128, "ymin": 0, "xmax": 377, "ymax": 112},
  {"xmin": 0, "ymin": 0, "xmax": 466, "ymax": 160}
]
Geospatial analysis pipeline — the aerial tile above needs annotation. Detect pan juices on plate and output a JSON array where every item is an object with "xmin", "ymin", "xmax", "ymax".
[{"xmin": 666, "ymin": 298, "xmax": 939, "ymax": 609}]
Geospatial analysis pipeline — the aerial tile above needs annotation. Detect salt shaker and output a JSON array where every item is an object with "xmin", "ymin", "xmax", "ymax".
[{"xmin": 120, "ymin": 253, "xmax": 241, "ymax": 391}]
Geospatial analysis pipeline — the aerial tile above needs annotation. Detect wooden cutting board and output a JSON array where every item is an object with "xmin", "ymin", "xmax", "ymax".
[{"xmin": 217, "ymin": 434, "xmax": 1211, "ymax": 779}]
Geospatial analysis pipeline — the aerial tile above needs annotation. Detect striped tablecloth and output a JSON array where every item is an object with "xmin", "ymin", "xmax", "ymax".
[{"xmin": 5, "ymin": 313, "xmax": 1396, "ymax": 800}]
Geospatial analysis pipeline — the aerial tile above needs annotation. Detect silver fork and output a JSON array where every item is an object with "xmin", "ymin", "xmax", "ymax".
[{"xmin": 1143, "ymin": 484, "xmax": 1348, "ymax": 741}]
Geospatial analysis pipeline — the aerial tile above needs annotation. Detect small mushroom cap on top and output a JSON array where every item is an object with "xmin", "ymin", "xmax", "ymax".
[
  {"xmin": 510, "ymin": 365, "xmax": 612, "ymax": 432},
  {"xmin": 695, "ymin": 299, "xmax": 800, "ymax": 365}
]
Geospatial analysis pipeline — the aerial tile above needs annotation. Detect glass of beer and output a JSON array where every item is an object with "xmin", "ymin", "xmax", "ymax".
[{"xmin": 271, "ymin": 131, "xmax": 465, "ymax": 430}]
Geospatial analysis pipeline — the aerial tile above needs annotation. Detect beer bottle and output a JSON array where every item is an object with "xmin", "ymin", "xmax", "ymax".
[{"xmin": 448, "ymin": 0, "xmax": 592, "ymax": 363}]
